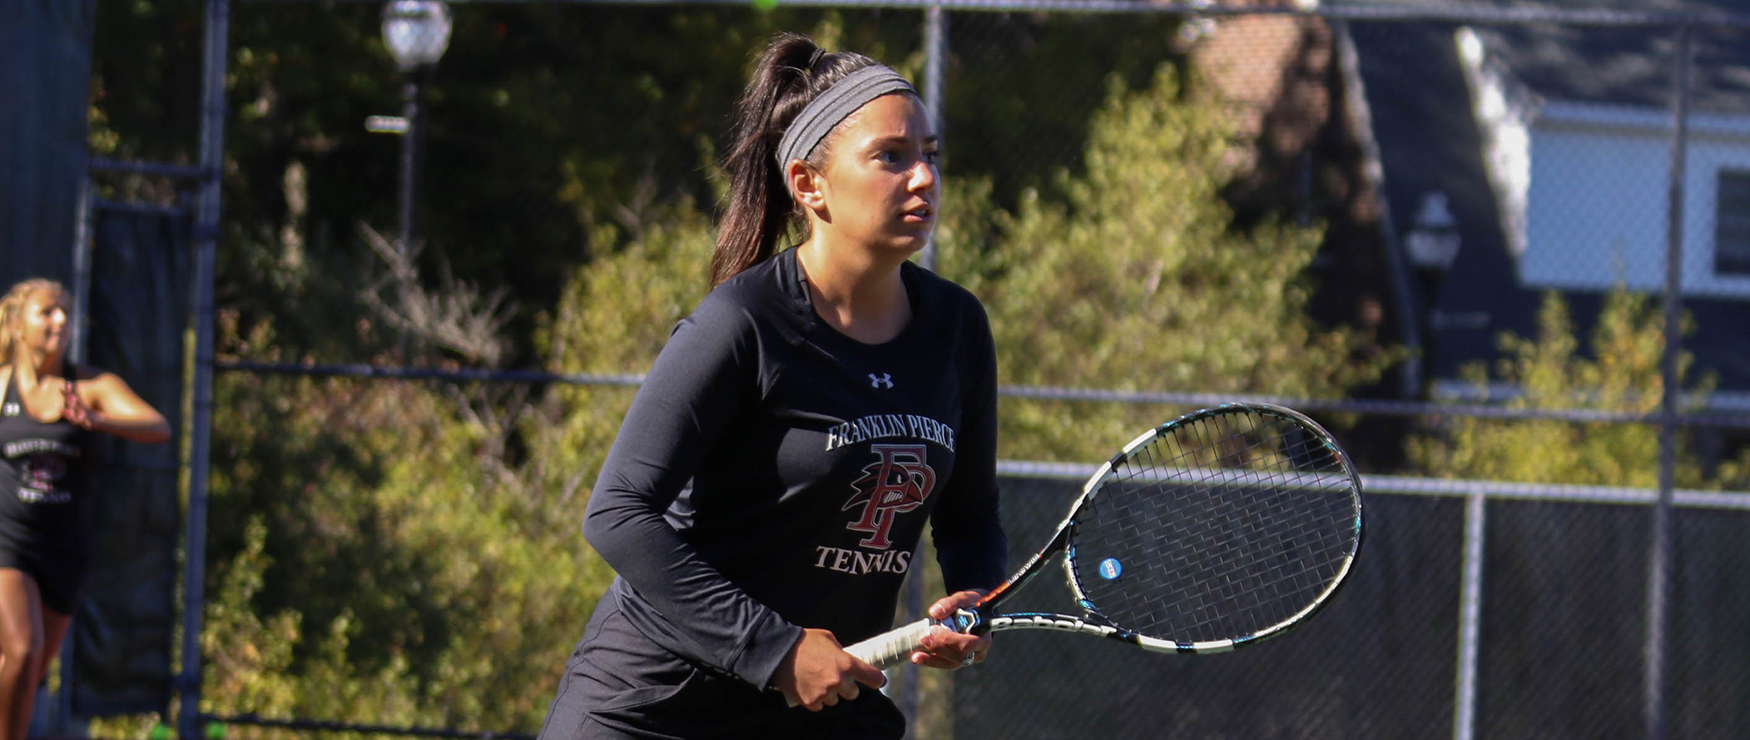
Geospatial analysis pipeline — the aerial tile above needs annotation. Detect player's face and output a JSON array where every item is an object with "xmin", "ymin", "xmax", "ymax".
[
  {"xmin": 16, "ymin": 289, "xmax": 68, "ymax": 358},
  {"xmin": 816, "ymin": 94, "xmax": 940, "ymax": 255}
]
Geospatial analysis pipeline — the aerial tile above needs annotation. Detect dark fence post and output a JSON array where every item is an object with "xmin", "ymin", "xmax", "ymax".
[
  {"xmin": 178, "ymin": 0, "xmax": 229, "ymax": 738},
  {"xmin": 1646, "ymin": 17, "xmax": 1692, "ymax": 740}
]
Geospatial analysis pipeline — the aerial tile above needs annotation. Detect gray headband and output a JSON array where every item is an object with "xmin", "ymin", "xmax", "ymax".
[{"xmin": 775, "ymin": 64, "xmax": 917, "ymax": 171}]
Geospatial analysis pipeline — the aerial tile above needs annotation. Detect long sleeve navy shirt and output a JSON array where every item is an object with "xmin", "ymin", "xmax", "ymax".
[{"xmin": 582, "ymin": 247, "xmax": 1007, "ymax": 693}]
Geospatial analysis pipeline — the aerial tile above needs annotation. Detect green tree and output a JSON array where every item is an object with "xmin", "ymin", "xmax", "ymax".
[
  {"xmin": 174, "ymin": 202, "xmax": 714, "ymax": 740},
  {"xmin": 195, "ymin": 312, "xmax": 616, "ymax": 735},
  {"xmin": 90, "ymin": 3, "xmax": 1190, "ymax": 366},
  {"xmin": 1409, "ymin": 289, "xmax": 1742, "ymax": 487},
  {"xmin": 938, "ymin": 68, "xmax": 1392, "ymax": 462},
  {"xmin": 526, "ymin": 210, "xmax": 714, "ymax": 522}
]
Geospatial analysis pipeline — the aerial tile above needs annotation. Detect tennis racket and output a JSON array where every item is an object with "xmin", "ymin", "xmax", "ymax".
[{"xmin": 846, "ymin": 402, "xmax": 1363, "ymax": 668}]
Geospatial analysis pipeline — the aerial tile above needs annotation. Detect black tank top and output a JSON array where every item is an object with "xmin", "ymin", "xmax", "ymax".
[{"xmin": 0, "ymin": 369, "xmax": 90, "ymax": 560}]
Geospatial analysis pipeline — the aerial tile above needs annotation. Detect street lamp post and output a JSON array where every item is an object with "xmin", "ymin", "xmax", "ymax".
[{"xmin": 381, "ymin": 0, "xmax": 452, "ymax": 256}]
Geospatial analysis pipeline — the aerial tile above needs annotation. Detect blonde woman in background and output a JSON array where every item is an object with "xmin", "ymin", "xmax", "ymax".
[{"xmin": 0, "ymin": 278, "xmax": 168, "ymax": 740}]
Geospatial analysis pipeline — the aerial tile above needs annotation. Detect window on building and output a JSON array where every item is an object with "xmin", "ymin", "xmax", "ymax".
[{"xmin": 1715, "ymin": 170, "xmax": 1750, "ymax": 276}]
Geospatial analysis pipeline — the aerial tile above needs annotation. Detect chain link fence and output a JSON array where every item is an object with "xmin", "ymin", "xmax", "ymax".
[{"xmin": 87, "ymin": 1, "xmax": 1750, "ymax": 739}]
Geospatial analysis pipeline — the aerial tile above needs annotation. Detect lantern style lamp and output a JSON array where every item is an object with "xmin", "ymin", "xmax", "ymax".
[{"xmin": 381, "ymin": 0, "xmax": 452, "ymax": 253}]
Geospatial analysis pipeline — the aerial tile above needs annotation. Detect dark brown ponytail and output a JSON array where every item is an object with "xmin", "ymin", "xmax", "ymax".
[{"xmin": 712, "ymin": 33, "xmax": 883, "ymax": 287}]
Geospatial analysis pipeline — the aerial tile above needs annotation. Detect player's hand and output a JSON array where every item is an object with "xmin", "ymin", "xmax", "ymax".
[
  {"xmin": 772, "ymin": 628, "xmax": 886, "ymax": 711},
  {"xmin": 61, "ymin": 380, "xmax": 95, "ymax": 430},
  {"xmin": 913, "ymin": 589, "xmax": 991, "ymax": 670}
]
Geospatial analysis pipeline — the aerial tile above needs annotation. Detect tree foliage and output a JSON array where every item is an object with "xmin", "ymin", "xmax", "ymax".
[
  {"xmin": 525, "ymin": 209, "xmax": 715, "ymax": 522},
  {"xmin": 198, "ymin": 313, "xmax": 615, "ymax": 736},
  {"xmin": 938, "ymin": 68, "xmax": 1393, "ymax": 461},
  {"xmin": 90, "ymin": 3, "xmax": 1187, "ymax": 364},
  {"xmin": 1410, "ymin": 289, "xmax": 1745, "ymax": 488}
]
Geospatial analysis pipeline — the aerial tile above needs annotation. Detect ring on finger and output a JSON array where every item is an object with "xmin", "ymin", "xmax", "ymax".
[{"xmin": 960, "ymin": 654, "xmax": 977, "ymax": 667}]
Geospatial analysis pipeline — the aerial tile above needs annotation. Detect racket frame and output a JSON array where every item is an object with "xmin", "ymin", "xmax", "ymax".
[{"xmin": 844, "ymin": 402, "xmax": 1364, "ymax": 670}]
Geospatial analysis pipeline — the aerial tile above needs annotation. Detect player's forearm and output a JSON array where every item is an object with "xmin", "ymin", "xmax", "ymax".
[
  {"xmin": 90, "ymin": 413, "xmax": 170, "ymax": 443},
  {"xmin": 583, "ymin": 488, "xmax": 799, "ymax": 687}
]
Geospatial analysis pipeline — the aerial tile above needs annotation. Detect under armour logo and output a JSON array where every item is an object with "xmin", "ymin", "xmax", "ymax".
[{"xmin": 869, "ymin": 373, "xmax": 894, "ymax": 389}]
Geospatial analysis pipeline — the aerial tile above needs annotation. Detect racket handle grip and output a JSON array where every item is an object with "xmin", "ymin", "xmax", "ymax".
[
  {"xmin": 786, "ymin": 622, "xmax": 929, "ymax": 707},
  {"xmin": 844, "ymin": 609, "xmax": 981, "ymax": 670},
  {"xmin": 783, "ymin": 622, "xmax": 932, "ymax": 708},
  {"xmin": 844, "ymin": 618, "xmax": 934, "ymax": 670}
]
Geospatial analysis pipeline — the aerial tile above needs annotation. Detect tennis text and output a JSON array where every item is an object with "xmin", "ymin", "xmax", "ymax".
[{"xmin": 812, "ymin": 546, "xmax": 913, "ymax": 575}]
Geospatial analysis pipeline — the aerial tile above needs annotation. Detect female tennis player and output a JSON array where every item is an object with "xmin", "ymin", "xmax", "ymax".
[
  {"xmin": 0, "ymin": 278, "xmax": 169, "ymax": 740},
  {"xmin": 536, "ymin": 33, "xmax": 1008, "ymax": 739}
]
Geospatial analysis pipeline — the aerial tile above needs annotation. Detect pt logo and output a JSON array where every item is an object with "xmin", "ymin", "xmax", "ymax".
[
  {"xmin": 844, "ymin": 444, "xmax": 936, "ymax": 549},
  {"xmin": 22, "ymin": 454, "xmax": 64, "ymax": 491},
  {"xmin": 868, "ymin": 373, "xmax": 894, "ymax": 389}
]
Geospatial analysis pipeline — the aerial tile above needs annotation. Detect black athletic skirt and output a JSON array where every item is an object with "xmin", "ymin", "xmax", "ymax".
[
  {"xmin": 538, "ymin": 598, "xmax": 906, "ymax": 740},
  {"xmin": 0, "ymin": 545, "xmax": 83, "ymax": 616}
]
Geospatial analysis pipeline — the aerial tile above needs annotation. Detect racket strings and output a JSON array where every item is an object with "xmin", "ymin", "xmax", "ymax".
[{"xmin": 1071, "ymin": 409, "xmax": 1360, "ymax": 643}]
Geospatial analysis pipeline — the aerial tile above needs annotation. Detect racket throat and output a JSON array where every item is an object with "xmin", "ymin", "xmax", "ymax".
[{"xmin": 946, "ymin": 607, "xmax": 988, "ymax": 636}]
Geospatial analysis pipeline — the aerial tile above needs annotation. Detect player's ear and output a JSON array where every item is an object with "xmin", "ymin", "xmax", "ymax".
[{"xmin": 787, "ymin": 159, "xmax": 826, "ymax": 210}]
